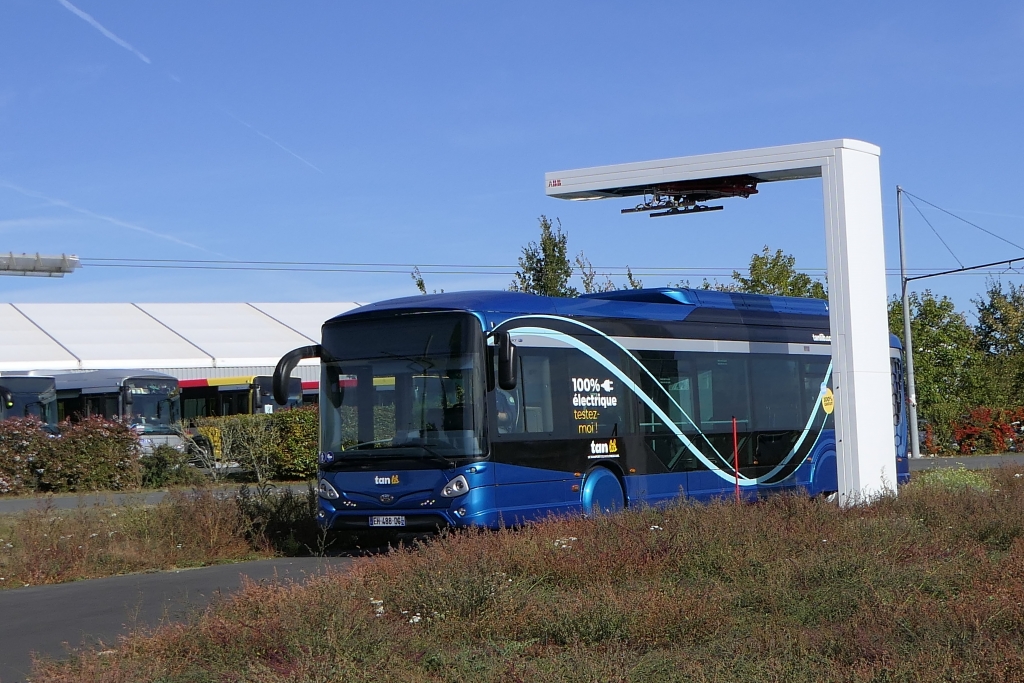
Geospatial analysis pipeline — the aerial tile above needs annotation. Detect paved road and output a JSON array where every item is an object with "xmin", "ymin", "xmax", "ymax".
[
  {"xmin": 0, "ymin": 556, "xmax": 352, "ymax": 683},
  {"xmin": 908, "ymin": 454, "xmax": 1024, "ymax": 470},
  {"xmin": 0, "ymin": 483, "xmax": 310, "ymax": 516}
]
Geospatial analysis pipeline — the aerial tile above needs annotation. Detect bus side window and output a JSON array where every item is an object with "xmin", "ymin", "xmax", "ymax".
[
  {"xmin": 800, "ymin": 358, "xmax": 832, "ymax": 426},
  {"xmin": 521, "ymin": 353, "xmax": 554, "ymax": 433},
  {"xmin": 636, "ymin": 351, "xmax": 701, "ymax": 472},
  {"xmin": 890, "ymin": 358, "xmax": 904, "ymax": 427},
  {"xmin": 492, "ymin": 349, "xmax": 554, "ymax": 436},
  {"xmin": 750, "ymin": 356, "xmax": 803, "ymax": 432},
  {"xmin": 695, "ymin": 356, "xmax": 751, "ymax": 434}
]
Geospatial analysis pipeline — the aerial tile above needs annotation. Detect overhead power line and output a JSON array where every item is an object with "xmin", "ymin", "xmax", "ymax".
[{"xmin": 75, "ymin": 257, "xmax": 1024, "ymax": 278}]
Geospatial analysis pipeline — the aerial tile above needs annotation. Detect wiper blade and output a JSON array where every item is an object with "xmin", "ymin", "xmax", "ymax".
[
  {"xmin": 387, "ymin": 443, "xmax": 455, "ymax": 467},
  {"xmin": 335, "ymin": 441, "xmax": 455, "ymax": 467}
]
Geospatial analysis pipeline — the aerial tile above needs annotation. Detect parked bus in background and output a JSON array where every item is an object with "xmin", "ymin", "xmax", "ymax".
[
  {"xmin": 0, "ymin": 385, "xmax": 12, "ymax": 421},
  {"xmin": 53, "ymin": 370, "xmax": 181, "ymax": 448},
  {"xmin": 273, "ymin": 288, "xmax": 910, "ymax": 534},
  {"xmin": 180, "ymin": 375, "xmax": 302, "ymax": 419},
  {"xmin": 301, "ymin": 381, "xmax": 319, "ymax": 405},
  {"xmin": 0, "ymin": 375, "xmax": 58, "ymax": 431}
]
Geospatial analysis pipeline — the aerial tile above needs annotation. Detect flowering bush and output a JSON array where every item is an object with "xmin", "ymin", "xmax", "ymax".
[
  {"xmin": 34, "ymin": 417, "xmax": 142, "ymax": 492},
  {"xmin": 0, "ymin": 417, "xmax": 51, "ymax": 495},
  {"xmin": 951, "ymin": 406, "xmax": 1024, "ymax": 455},
  {"xmin": 2, "ymin": 417, "xmax": 145, "ymax": 494}
]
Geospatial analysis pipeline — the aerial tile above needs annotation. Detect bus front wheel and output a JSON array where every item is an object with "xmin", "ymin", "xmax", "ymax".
[{"xmin": 581, "ymin": 467, "xmax": 625, "ymax": 515}]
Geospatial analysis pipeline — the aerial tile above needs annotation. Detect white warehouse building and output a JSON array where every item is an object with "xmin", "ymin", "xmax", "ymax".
[{"xmin": 0, "ymin": 302, "xmax": 360, "ymax": 381}]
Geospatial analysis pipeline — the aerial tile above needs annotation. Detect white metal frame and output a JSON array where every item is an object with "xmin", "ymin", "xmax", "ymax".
[{"xmin": 545, "ymin": 139, "xmax": 896, "ymax": 503}]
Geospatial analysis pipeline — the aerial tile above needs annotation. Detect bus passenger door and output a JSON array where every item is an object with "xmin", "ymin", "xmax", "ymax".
[{"xmin": 490, "ymin": 348, "xmax": 576, "ymax": 523}]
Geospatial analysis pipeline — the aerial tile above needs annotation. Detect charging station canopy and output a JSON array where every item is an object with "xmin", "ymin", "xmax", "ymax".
[{"xmin": 546, "ymin": 139, "xmax": 896, "ymax": 504}]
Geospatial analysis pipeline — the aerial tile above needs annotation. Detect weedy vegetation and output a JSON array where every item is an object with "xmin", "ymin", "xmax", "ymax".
[
  {"xmin": 0, "ymin": 484, "xmax": 324, "ymax": 589},
  {"xmin": 29, "ymin": 466, "xmax": 1024, "ymax": 682}
]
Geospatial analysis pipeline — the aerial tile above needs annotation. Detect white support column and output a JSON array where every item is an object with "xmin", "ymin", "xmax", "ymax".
[
  {"xmin": 822, "ymin": 147, "xmax": 896, "ymax": 503},
  {"xmin": 545, "ymin": 139, "xmax": 899, "ymax": 503}
]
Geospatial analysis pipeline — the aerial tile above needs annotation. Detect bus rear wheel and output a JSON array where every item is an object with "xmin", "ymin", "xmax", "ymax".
[{"xmin": 582, "ymin": 467, "xmax": 625, "ymax": 515}]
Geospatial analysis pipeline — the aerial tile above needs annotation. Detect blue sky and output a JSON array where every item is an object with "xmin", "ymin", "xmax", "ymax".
[{"xmin": 1, "ymin": 1, "xmax": 1022, "ymax": 318}]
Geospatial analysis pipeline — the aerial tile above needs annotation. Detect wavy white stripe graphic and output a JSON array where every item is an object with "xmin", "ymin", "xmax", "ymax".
[{"xmin": 504, "ymin": 315, "xmax": 831, "ymax": 487}]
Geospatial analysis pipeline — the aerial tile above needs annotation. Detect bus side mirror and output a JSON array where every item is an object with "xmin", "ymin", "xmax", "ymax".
[
  {"xmin": 274, "ymin": 345, "xmax": 322, "ymax": 406},
  {"xmin": 496, "ymin": 332, "xmax": 517, "ymax": 391},
  {"xmin": 0, "ymin": 387, "xmax": 13, "ymax": 410},
  {"xmin": 123, "ymin": 389, "xmax": 133, "ymax": 406}
]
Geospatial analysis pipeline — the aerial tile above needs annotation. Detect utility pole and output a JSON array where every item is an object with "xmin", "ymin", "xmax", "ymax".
[{"xmin": 897, "ymin": 187, "xmax": 922, "ymax": 458}]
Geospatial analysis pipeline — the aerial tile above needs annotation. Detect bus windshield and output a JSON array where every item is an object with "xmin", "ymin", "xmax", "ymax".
[
  {"xmin": 12, "ymin": 389, "xmax": 57, "ymax": 425},
  {"xmin": 320, "ymin": 313, "xmax": 486, "ymax": 462},
  {"xmin": 125, "ymin": 378, "xmax": 180, "ymax": 434},
  {"xmin": 0, "ymin": 378, "xmax": 57, "ymax": 426}
]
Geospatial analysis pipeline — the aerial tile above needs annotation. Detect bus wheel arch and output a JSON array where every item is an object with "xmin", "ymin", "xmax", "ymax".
[{"xmin": 581, "ymin": 464, "xmax": 626, "ymax": 516}]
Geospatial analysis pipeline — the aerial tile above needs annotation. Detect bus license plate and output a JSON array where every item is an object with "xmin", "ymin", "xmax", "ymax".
[{"xmin": 370, "ymin": 515, "xmax": 406, "ymax": 527}]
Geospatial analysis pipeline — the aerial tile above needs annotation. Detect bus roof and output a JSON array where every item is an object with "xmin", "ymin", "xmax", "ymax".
[
  {"xmin": 328, "ymin": 289, "xmax": 904, "ymax": 349},
  {"xmin": 329, "ymin": 288, "xmax": 829, "ymax": 325},
  {"xmin": 51, "ymin": 369, "xmax": 177, "ymax": 392},
  {"xmin": 0, "ymin": 375, "xmax": 55, "ymax": 391}
]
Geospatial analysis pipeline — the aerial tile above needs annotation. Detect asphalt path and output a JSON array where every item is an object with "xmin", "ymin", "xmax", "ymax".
[
  {"xmin": 0, "ymin": 556, "xmax": 352, "ymax": 683},
  {"xmin": 0, "ymin": 483, "xmax": 310, "ymax": 516},
  {"xmin": 908, "ymin": 454, "xmax": 1024, "ymax": 470}
]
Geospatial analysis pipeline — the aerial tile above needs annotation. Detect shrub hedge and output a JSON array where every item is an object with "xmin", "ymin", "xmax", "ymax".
[
  {"xmin": 193, "ymin": 406, "xmax": 319, "ymax": 481},
  {"xmin": 0, "ymin": 416, "xmax": 141, "ymax": 494}
]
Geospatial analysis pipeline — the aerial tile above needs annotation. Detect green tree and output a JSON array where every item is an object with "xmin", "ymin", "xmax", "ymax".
[
  {"xmin": 575, "ymin": 253, "xmax": 614, "ymax": 294},
  {"xmin": 410, "ymin": 266, "xmax": 443, "ymax": 295},
  {"xmin": 731, "ymin": 246, "xmax": 826, "ymax": 299},
  {"xmin": 888, "ymin": 290, "xmax": 981, "ymax": 448},
  {"xmin": 974, "ymin": 280, "xmax": 1024, "ymax": 356},
  {"xmin": 625, "ymin": 266, "xmax": 643, "ymax": 290},
  {"xmin": 510, "ymin": 216, "xmax": 578, "ymax": 297},
  {"xmin": 970, "ymin": 280, "xmax": 1024, "ymax": 408},
  {"xmin": 411, "ymin": 266, "xmax": 427, "ymax": 294}
]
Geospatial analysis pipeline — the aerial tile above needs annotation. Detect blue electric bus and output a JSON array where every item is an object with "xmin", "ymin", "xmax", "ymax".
[{"xmin": 273, "ymin": 288, "xmax": 909, "ymax": 532}]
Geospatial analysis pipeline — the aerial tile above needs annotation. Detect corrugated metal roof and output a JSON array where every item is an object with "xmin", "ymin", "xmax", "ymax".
[{"xmin": 0, "ymin": 302, "xmax": 359, "ymax": 374}]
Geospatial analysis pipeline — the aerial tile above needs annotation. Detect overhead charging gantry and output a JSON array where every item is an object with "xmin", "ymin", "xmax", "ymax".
[{"xmin": 545, "ymin": 140, "xmax": 896, "ymax": 504}]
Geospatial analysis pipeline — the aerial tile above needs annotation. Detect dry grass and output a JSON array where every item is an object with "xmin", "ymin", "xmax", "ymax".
[
  {"xmin": 30, "ymin": 466, "xmax": 1024, "ymax": 682},
  {"xmin": 0, "ymin": 490, "xmax": 260, "ymax": 588},
  {"xmin": 0, "ymin": 485, "xmax": 323, "ymax": 589}
]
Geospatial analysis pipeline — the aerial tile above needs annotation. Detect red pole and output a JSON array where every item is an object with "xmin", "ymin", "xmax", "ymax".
[{"xmin": 733, "ymin": 416, "xmax": 740, "ymax": 503}]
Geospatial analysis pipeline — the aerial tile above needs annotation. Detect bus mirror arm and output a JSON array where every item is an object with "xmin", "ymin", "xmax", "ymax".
[
  {"xmin": 496, "ymin": 332, "xmax": 517, "ymax": 391},
  {"xmin": 274, "ymin": 345, "xmax": 322, "ymax": 405}
]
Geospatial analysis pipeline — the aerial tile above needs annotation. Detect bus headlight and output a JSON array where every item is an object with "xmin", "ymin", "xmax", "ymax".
[
  {"xmin": 441, "ymin": 475, "xmax": 470, "ymax": 498},
  {"xmin": 318, "ymin": 479, "xmax": 340, "ymax": 500}
]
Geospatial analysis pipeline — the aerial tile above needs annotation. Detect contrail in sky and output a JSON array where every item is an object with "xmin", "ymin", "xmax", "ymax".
[
  {"xmin": 220, "ymin": 109, "xmax": 325, "ymax": 174},
  {"xmin": 55, "ymin": 0, "xmax": 151, "ymax": 64},
  {"xmin": 53, "ymin": 0, "xmax": 322, "ymax": 173},
  {"xmin": 0, "ymin": 180, "xmax": 208, "ymax": 252}
]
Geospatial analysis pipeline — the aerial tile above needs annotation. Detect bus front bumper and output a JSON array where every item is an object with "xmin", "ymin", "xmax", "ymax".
[{"xmin": 316, "ymin": 487, "xmax": 499, "ymax": 531}]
